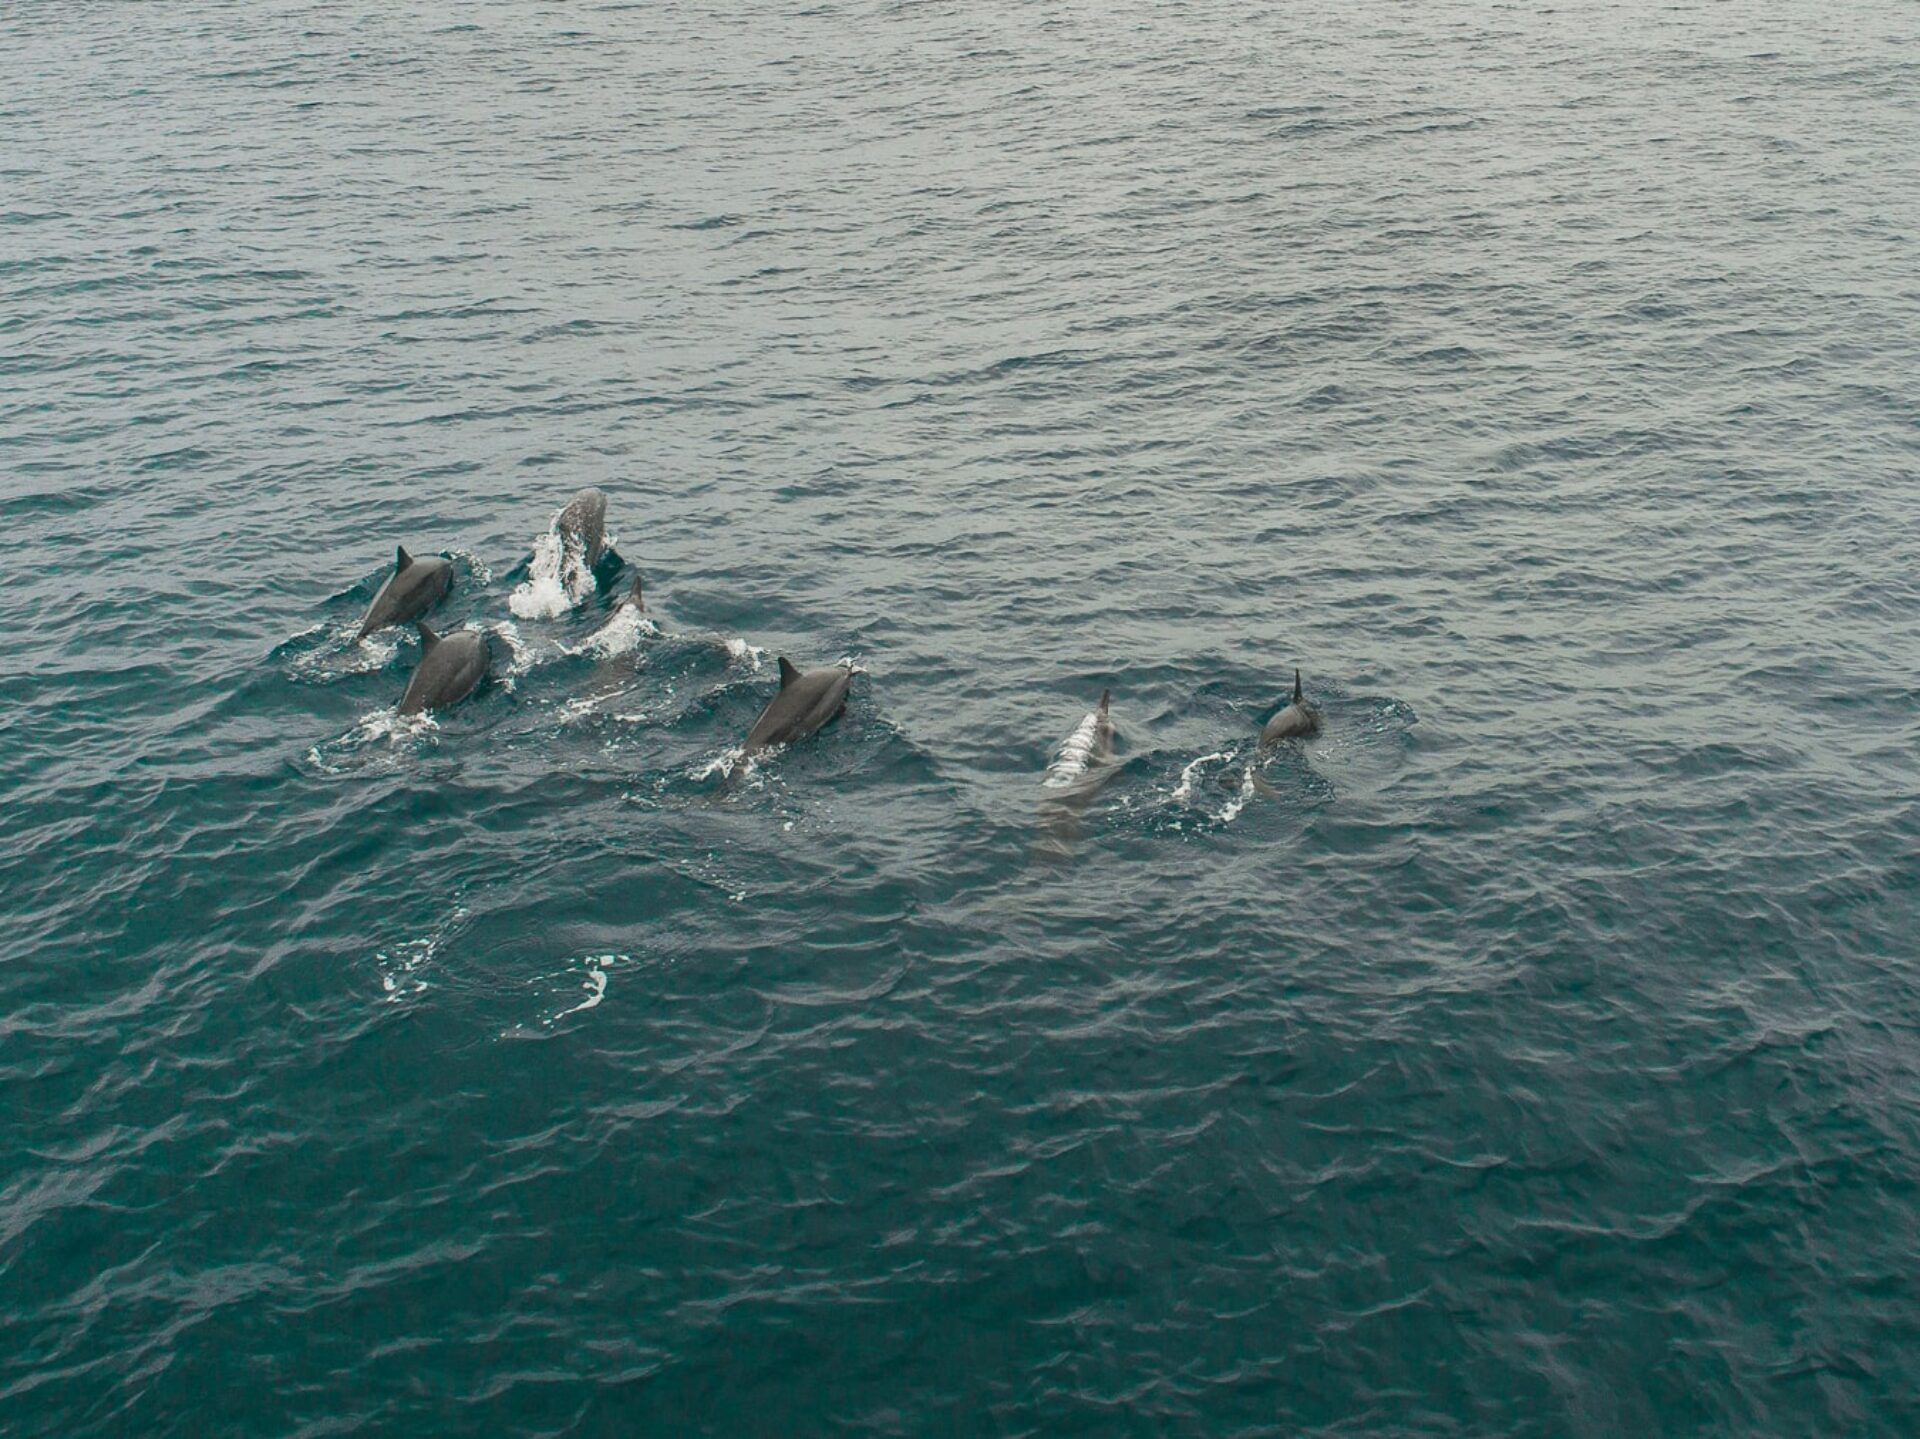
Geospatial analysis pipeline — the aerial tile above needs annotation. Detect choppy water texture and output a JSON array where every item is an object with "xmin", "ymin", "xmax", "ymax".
[{"xmin": 5, "ymin": 1, "xmax": 1920, "ymax": 1433}]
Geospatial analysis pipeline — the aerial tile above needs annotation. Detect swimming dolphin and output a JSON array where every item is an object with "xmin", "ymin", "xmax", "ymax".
[
  {"xmin": 1259, "ymin": 668, "xmax": 1320, "ymax": 745},
  {"xmin": 356, "ymin": 545, "xmax": 452, "ymax": 640},
  {"xmin": 511, "ymin": 488, "xmax": 612, "ymax": 618},
  {"xmin": 557, "ymin": 487, "xmax": 609, "ymax": 569},
  {"xmin": 1035, "ymin": 689, "xmax": 1120, "ymax": 860},
  {"xmin": 744, "ymin": 658, "xmax": 851, "ymax": 754},
  {"xmin": 398, "ymin": 622, "xmax": 489, "ymax": 714}
]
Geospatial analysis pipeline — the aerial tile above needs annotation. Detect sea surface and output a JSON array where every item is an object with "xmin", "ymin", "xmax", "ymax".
[{"xmin": 5, "ymin": 1, "xmax": 1919, "ymax": 1433}]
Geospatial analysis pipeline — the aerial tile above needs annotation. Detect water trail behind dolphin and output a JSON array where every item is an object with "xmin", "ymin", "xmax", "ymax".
[{"xmin": 568, "ymin": 604, "xmax": 658, "ymax": 659}]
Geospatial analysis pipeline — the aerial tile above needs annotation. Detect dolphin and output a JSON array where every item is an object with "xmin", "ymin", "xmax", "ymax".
[
  {"xmin": 511, "ymin": 488, "xmax": 612, "ymax": 618},
  {"xmin": 398, "ymin": 622, "xmax": 489, "ymax": 714},
  {"xmin": 1035, "ymin": 689, "xmax": 1120, "ymax": 860},
  {"xmin": 1259, "ymin": 668, "xmax": 1320, "ymax": 745},
  {"xmin": 356, "ymin": 545, "xmax": 452, "ymax": 640},
  {"xmin": 744, "ymin": 658, "xmax": 851, "ymax": 754},
  {"xmin": 557, "ymin": 487, "xmax": 609, "ymax": 569}
]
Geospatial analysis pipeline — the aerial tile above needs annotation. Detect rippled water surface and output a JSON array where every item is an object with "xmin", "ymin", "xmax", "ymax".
[{"xmin": 6, "ymin": 1, "xmax": 1920, "ymax": 1432}]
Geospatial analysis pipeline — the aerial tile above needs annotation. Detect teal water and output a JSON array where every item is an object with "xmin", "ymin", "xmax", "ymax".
[{"xmin": 6, "ymin": 2, "xmax": 1920, "ymax": 1433}]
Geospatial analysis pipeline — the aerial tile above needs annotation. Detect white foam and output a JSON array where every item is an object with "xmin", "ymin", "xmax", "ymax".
[
  {"xmin": 724, "ymin": 636, "xmax": 766, "ymax": 671},
  {"xmin": 558, "ymin": 684, "xmax": 636, "ymax": 724},
  {"xmin": 693, "ymin": 745, "xmax": 755, "ymax": 781},
  {"xmin": 281, "ymin": 620, "xmax": 398, "ymax": 683},
  {"xmin": 1217, "ymin": 762, "xmax": 1257, "ymax": 824},
  {"xmin": 448, "ymin": 548, "xmax": 492, "ymax": 585},
  {"xmin": 550, "ymin": 954, "xmax": 615, "ymax": 1020},
  {"xmin": 1172, "ymin": 750, "xmax": 1230, "ymax": 804},
  {"xmin": 488, "ymin": 618, "xmax": 538, "ymax": 690},
  {"xmin": 374, "ymin": 904, "xmax": 468, "ymax": 1003},
  {"xmin": 569, "ymin": 604, "xmax": 657, "ymax": 659},
  {"xmin": 306, "ymin": 706, "xmax": 439, "ymax": 773},
  {"xmin": 508, "ymin": 522, "xmax": 602, "ymax": 619}
]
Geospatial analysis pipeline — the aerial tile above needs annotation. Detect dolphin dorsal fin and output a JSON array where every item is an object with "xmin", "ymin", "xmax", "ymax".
[
  {"xmin": 628, "ymin": 573, "xmax": 645, "ymax": 610},
  {"xmin": 418, "ymin": 622, "xmax": 440, "ymax": 651},
  {"xmin": 1098, "ymin": 688, "xmax": 1111, "ymax": 714},
  {"xmin": 778, "ymin": 657, "xmax": 800, "ymax": 689},
  {"xmin": 1293, "ymin": 668, "xmax": 1304, "ymax": 704},
  {"xmin": 396, "ymin": 545, "xmax": 413, "ymax": 571}
]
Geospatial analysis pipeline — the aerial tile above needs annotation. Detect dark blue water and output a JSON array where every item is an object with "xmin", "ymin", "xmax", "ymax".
[{"xmin": 6, "ymin": 2, "xmax": 1920, "ymax": 1433}]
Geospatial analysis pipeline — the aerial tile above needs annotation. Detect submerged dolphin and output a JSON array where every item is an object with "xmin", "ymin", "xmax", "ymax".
[
  {"xmin": 1260, "ymin": 668, "xmax": 1321, "ymax": 745},
  {"xmin": 398, "ymin": 622, "xmax": 489, "ymax": 714},
  {"xmin": 1035, "ymin": 689, "xmax": 1120, "ymax": 860},
  {"xmin": 744, "ymin": 658, "xmax": 851, "ymax": 754},
  {"xmin": 612, "ymin": 572, "xmax": 644, "ymax": 616},
  {"xmin": 557, "ymin": 487, "xmax": 609, "ymax": 569},
  {"xmin": 356, "ymin": 545, "xmax": 452, "ymax": 640}
]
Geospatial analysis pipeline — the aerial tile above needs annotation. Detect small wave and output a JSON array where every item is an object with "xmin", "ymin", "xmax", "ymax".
[
  {"xmin": 557, "ymin": 684, "xmax": 638, "ymax": 725},
  {"xmin": 279, "ymin": 621, "xmax": 401, "ymax": 682},
  {"xmin": 568, "ymin": 604, "xmax": 657, "ymax": 659},
  {"xmin": 692, "ymin": 745, "xmax": 754, "ymax": 781},
  {"xmin": 305, "ymin": 706, "xmax": 438, "ymax": 773},
  {"xmin": 374, "ymin": 904, "xmax": 467, "ymax": 1003},
  {"xmin": 490, "ymin": 619, "xmax": 537, "ymax": 688},
  {"xmin": 447, "ymin": 547, "xmax": 492, "ymax": 585},
  {"xmin": 724, "ymin": 637, "xmax": 767, "ymax": 671}
]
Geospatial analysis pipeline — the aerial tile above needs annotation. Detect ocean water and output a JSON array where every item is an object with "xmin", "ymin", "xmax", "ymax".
[{"xmin": 5, "ymin": 0, "xmax": 1919, "ymax": 1432}]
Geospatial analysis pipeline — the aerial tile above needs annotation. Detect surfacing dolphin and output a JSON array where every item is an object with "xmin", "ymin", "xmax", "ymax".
[
  {"xmin": 1035, "ymin": 689, "xmax": 1120, "ymax": 861},
  {"xmin": 556, "ymin": 487, "xmax": 609, "ymax": 570},
  {"xmin": 356, "ymin": 545, "xmax": 452, "ymax": 641},
  {"xmin": 398, "ymin": 622, "xmax": 489, "ymax": 714},
  {"xmin": 511, "ymin": 487, "xmax": 613, "ymax": 619},
  {"xmin": 744, "ymin": 658, "xmax": 851, "ymax": 754},
  {"xmin": 1260, "ymin": 668, "xmax": 1320, "ymax": 746}
]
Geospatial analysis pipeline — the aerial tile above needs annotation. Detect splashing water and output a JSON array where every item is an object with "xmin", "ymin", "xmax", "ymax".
[
  {"xmin": 509, "ymin": 526, "xmax": 603, "ymax": 619},
  {"xmin": 569, "ymin": 604, "xmax": 657, "ymax": 660}
]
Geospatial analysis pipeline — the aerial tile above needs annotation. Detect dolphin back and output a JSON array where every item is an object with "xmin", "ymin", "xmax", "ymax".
[
  {"xmin": 399, "ymin": 624, "xmax": 489, "ymax": 714},
  {"xmin": 1260, "ymin": 668, "xmax": 1320, "ymax": 745},
  {"xmin": 745, "ymin": 662, "xmax": 851, "ymax": 752},
  {"xmin": 356, "ymin": 548, "xmax": 453, "ymax": 639},
  {"xmin": 557, "ymin": 488, "xmax": 609, "ymax": 565}
]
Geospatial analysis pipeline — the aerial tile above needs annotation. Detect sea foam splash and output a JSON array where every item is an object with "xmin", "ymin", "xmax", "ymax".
[
  {"xmin": 509, "ymin": 524, "xmax": 608, "ymax": 619},
  {"xmin": 1171, "ymin": 750, "xmax": 1231, "ymax": 804},
  {"xmin": 569, "ymin": 604, "xmax": 657, "ymax": 659}
]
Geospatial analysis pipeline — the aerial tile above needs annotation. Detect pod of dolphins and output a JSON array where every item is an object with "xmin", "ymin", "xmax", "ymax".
[{"xmin": 350, "ymin": 487, "xmax": 1320, "ymax": 774}]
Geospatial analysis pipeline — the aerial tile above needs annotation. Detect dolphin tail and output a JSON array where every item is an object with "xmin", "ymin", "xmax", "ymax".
[{"xmin": 1293, "ymin": 668, "xmax": 1303, "ymax": 704}]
